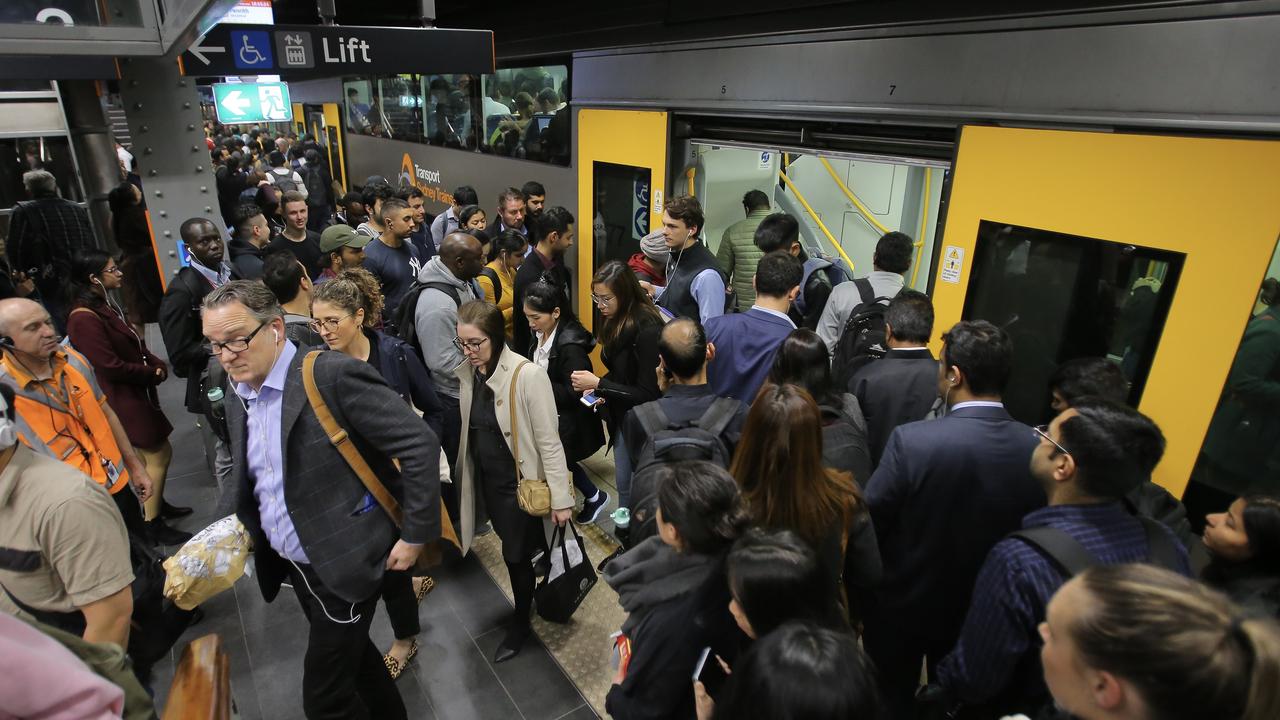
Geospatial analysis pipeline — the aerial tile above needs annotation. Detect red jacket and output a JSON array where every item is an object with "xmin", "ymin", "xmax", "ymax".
[
  {"xmin": 627, "ymin": 253, "xmax": 665, "ymax": 287},
  {"xmin": 66, "ymin": 301, "xmax": 173, "ymax": 449}
]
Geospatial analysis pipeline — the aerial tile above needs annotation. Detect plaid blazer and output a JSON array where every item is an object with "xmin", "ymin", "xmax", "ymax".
[{"xmin": 226, "ymin": 346, "xmax": 441, "ymax": 604}]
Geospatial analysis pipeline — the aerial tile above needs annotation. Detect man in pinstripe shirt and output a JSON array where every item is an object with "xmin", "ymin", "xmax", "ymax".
[{"xmin": 933, "ymin": 397, "xmax": 1190, "ymax": 717}]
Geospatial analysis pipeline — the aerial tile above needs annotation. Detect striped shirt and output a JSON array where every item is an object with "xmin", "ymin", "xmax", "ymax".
[{"xmin": 936, "ymin": 502, "xmax": 1190, "ymax": 708}]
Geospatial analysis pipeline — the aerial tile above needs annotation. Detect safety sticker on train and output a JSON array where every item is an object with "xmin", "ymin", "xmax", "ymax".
[{"xmin": 941, "ymin": 245, "xmax": 964, "ymax": 284}]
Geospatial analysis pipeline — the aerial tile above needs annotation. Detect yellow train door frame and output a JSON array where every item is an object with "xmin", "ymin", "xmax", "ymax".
[
  {"xmin": 576, "ymin": 109, "xmax": 669, "ymax": 325},
  {"xmin": 931, "ymin": 125, "xmax": 1280, "ymax": 495}
]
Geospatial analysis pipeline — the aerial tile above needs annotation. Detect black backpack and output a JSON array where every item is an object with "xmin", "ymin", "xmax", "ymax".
[
  {"xmin": 394, "ymin": 280, "xmax": 462, "ymax": 357},
  {"xmin": 627, "ymin": 398, "xmax": 740, "ymax": 546},
  {"xmin": 794, "ymin": 255, "xmax": 853, "ymax": 318},
  {"xmin": 271, "ymin": 169, "xmax": 299, "ymax": 194},
  {"xmin": 830, "ymin": 278, "xmax": 895, "ymax": 390},
  {"xmin": 479, "ymin": 267, "xmax": 503, "ymax": 303},
  {"xmin": 302, "ymin": 165, "xmax": 328, "ymax": 204}
]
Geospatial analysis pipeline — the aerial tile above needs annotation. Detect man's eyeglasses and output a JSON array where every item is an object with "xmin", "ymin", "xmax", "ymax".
[
  {"xmin": 208, "ymin": 321, "xmax": 268, "ymax": 356},
  {"xmin": 453, "ymin": 336, "xmax": 488, "ymax": 353},
  {"xmin": 308, "ymin": 314, "xmax": 353, "ymax": 334},
  {"xmin": 1033, "ymin": 424, "xmax": 1071, "ymax": 457},
  {"xmin": 590, "ymin": 293, "xmax": 616, "ymax": 307}
]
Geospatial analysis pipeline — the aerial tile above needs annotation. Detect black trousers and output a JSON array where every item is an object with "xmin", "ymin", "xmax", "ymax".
[
  {"xmin": 287, "ymin": 563, "xmax": 407, "ymax": 720},
  {"xmin": 110, "ymin": 485, "xmax": 148, "ymax": 539},
  {"xmin": 437, "ymin": 391, "xmax": 462, "ymax": 522},
  {"xmin": 862, "ymin": 610, "xmax": 951, "ymax": 720},
  {"xmin": 380, "ymin": 569, "xmax": 420, "ymax": 641}
]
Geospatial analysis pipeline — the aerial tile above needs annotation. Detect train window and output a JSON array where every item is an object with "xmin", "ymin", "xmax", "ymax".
[
  {"xmin": 1183, "ymin": 239, "xmax": 1280, "ymax": 514},
  {"xmin": 422, "ymin": 74, "xmax": 476, "ymax": 150},
  {"xmin": 479, "ymin": 66, "xmax": 569, "ymax": 166},
  {"xmin": 374, "ymin": 75, "xmax": 423, "ymax": 142},
  {"xmin": 689, "ymin": 144, "xmax": 941, "ymax": 291},
  {"xmin": 342, "ymin": 79, "xmax": 376, "ymax": 135},
  {"xmin": 593, "ymin": 161, "xmax": 652, "ymax": 268},
  {"xmin": 961, "ymin": 220, "xmax": 1184, "ymax": 425}
]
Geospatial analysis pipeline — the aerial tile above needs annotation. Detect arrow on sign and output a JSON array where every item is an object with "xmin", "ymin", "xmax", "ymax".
[
  {"xmin": 188, "ymin": 37, "xmax": 227, "ymax": 66},
  {"xmin": 219, "ymin": 90, "xmax": 251, "ymax": 117}
]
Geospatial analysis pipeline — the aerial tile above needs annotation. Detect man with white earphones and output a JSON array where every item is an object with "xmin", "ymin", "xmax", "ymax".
[{"xmin": 202, "ymin": 280, "xmax": 441, "ymax": 720}]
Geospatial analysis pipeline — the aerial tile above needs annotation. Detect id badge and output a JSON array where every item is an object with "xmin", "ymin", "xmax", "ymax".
[{"xmin": 102, "ymin": 457, "xmax": 122, "ymax": 485}]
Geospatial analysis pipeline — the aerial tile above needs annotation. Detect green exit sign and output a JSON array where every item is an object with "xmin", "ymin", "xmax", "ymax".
[{"xmin": 212, "ymin": 82, "xmax": 293, "ymax": 124}]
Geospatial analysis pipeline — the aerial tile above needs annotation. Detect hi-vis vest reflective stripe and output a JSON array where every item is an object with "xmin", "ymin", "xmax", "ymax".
[{"xmin": 2, "ymin": 349, "xmax": 128, "ymax": 495}]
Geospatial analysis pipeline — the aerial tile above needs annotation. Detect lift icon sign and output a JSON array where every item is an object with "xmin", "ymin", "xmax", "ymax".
[
  {"xmin": 275, "ymin": 32, "xmax": 314, "ymax": 69},
  {"xmin": 941, "ymin": 245, "xmax": 965, "ymax": 284}
]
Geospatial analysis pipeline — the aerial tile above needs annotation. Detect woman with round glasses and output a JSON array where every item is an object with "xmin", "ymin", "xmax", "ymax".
[
  {"xmin": 569, "ymin": 260, "xmax": 664, "ymax": 515},
  {"xmin": 65, "ymin": 249, "xmax": 190, "ymax": 545},
  {"xmin": 454, "ymin": 300, "xmax": 573, "ymax": 663},
  {"xmin": 310, "ymin": 267, "xmax": 444, "ymax": 679}
]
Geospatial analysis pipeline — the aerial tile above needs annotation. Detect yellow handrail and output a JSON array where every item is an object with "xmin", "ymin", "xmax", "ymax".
[
  {"xmin": 686, "ymin": 167, "xmax": 696, "ymax": 197},
  {"xmin": 777, "ymin": 170, "xmax": 855, "ymax": 272},
  {"xmin": 818, "ymin": 157, "xmax": 892, "ymax": 236},
  {"xmin": 911, "ymin": 168, "xmax": 931, "ymax": 288}
]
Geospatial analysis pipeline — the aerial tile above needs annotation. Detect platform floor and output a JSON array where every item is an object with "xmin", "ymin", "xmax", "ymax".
[{"xmin": 143, "ymin": 327, "xmax": 620, "ymax": 719}]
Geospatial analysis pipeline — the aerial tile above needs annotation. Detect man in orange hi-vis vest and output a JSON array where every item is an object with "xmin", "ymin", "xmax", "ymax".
[{"xmin": 0, "ymin": 298, "xmax": 154, "ymax": 537}]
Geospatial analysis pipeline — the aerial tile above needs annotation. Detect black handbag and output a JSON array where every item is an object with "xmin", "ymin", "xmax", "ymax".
[{"xmin": 534, "ymin": 523, "xmax": 597, "ymax": 623}]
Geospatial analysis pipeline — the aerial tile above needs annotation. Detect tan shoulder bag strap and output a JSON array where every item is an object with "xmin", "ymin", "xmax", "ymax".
[
  {"xmin": 508, "ymin": 360, "xmax": 529, "ymax": 479},
  {"xmin": 302, "ymin": 350, "xmax": 404, "ymax": 528}
]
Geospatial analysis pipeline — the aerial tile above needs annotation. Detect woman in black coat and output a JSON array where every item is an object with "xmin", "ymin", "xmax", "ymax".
[
  {"xmin": 108, "ymin": 182, "xmax": 163, "ymax": 328},
  {"xmin": 523, "ymin": 281, "xmax": 609, "ymax": 523},
  {"xmin": 570, "ymin": 260, "xmax": 664, "ymax": 512}
]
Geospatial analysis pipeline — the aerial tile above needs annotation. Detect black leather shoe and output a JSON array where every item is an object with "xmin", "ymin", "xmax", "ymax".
[
  {"xmin": 160, "ymin": 501, "xmax": 194, "ymax": 519},
  {"xmin": 147, "ymin": 519, "xmax": 193, "ymax": 546},
  {"xmin": 493, "ymin": 621, "xmax": 531, "ymax": 664}
]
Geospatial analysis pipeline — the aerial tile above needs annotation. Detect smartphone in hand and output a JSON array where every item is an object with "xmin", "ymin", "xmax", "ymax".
[
  {"xmin": 692, "ymin": 646, "xmax": 728, "ymax": 697},
  {"xmin": 580, "ymin": 390, "xmax": 600, "ymax": 408}
]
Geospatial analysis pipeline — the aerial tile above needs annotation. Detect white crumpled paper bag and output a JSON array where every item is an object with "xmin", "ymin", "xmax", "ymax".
[{"xmin": 162, "ymin": 514, "xmax": 252, "ymax": 610}]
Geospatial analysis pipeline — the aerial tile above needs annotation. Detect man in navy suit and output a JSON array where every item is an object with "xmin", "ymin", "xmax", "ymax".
[
  {"xmin": 861, "ymin": 320, "xmax": 1045, "ymax": 717},
  {"xmin": 704, "ymin": 251, "xmax": 802, "ymax": 402}
]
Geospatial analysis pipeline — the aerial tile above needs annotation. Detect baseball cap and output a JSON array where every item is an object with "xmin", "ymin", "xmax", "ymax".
[{"xmin": 320, "ymin": 224, "xmax": 371, "ymax": 253}]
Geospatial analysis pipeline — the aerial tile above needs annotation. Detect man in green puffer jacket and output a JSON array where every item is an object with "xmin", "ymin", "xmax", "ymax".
[{"xmin": 716, "ymin": 190, "xmax": 771, "ymax": 310}]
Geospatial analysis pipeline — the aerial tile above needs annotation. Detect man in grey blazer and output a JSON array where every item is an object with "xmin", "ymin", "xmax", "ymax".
[{"xmin": 202, "ymin": 281, "xmax": 440, "ymax": 720}]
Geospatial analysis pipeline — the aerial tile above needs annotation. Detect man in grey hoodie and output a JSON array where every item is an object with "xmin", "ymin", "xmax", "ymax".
[{"xmin": 414, "ymin": 232, "xmax": 485, "ymax": 467}]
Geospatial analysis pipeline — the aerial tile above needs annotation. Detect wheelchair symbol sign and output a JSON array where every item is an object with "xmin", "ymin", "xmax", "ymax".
[{"xmin": 232, "ymin": 30, "xmax": 273, "ymax": 70}]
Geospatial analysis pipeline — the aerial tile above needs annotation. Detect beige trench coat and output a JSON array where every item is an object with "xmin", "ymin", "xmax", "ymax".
[{"xmin": 454, "ymin": 348, "xmax": 574, "ymax": 555}]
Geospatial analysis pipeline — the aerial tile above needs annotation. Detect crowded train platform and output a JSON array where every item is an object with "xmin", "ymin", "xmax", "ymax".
[{"xmin": 2, "ymin": 1, "xmax": 1280, "ymax": 719}]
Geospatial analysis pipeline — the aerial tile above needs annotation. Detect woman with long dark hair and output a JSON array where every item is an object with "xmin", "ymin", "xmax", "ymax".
[
  {"xmin": 570, "ymin": 260, "xmax": 664, "ymax": 512},
  {"xmin": 455, "ymin": 300, "xmax": 573, "ymax": 662},
  {"xmin": 730, "ymin": 383, "xmax": 881, "ymax": 618},
  {"xmin": 767, "ymin": 328, "xmax": 872, "ymax": 486},
  {"xmin": 107, "ymin": 182, "xmax": 163, "ymax": 329},
  {"xmin": 64, "ymin": 249, "xmax": 189, "ymax": 544},
  {"xmin": 1202, "ymin": 494, "xmax": 1280, "ymax": 618},
  {"xmin": 478, "ymin": 229, "xmax": 528, "ymax": 340},
  {"xmin": 310, "ymin": 267, "xmax": 444, "ymax": 678},
  {"xmin": 523, "ymin": 281, "xmax": 609, "ymax": 522}
]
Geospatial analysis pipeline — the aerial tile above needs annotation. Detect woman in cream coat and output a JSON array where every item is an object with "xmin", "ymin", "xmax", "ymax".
[{"xmin": 454, "ymin": 300, "xmax": 573, "ymax": 663}]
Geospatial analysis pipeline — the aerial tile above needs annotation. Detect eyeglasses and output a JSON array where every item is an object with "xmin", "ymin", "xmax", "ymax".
[
  {"xmin": 308, "ymin": 314, "xmax": 353, "ymax": 334},
  {"xmin": 453, "ymin": 336, "xmax": 488, "ymax": 353},
  {"xmin": 208, "ymin": 321, "xmax": 268, "ymax": 356},
  {"xmin": 590, "ymin": 293, "xmax": 616, "ymax": 307},
  {"xmin": 1033, "ymin": 424, "xmax": 1071, "ymax": 457}
]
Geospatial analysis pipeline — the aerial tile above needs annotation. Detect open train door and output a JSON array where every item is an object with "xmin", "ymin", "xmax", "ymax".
[
  {"xmin": 576, "ymin": 109, "xmax": 669, "ymax": 325},
  {"xmin": 931, "ymin": 126, "xmax": 1280, "ymax": 496}
]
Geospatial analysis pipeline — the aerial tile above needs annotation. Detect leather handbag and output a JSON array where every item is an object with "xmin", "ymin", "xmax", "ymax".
[
  {"xmin": 302, "ymin": 351, "xmax": 460, "ymax": 571},
  {"xmin": 509, "ymin": 361, "xmax": 552, "ymax": 517}
]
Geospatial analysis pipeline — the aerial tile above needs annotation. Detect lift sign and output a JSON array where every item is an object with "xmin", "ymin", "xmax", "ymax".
[{"xmin": 212, "ymin": 82, "xmax": 293, "ymax": 124}]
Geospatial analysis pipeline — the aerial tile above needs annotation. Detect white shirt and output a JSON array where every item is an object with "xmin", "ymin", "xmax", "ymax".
[
  {"xmin": 533, "ymin": 326, "xmax": 559, "ymax": 370},
  {"xmin": 750, "ymin": 305, "xmax": 797, "ymax": 328},
  {"xmin": 950, "ymin": 401, "xmax": 1005, "ymax": 411}
]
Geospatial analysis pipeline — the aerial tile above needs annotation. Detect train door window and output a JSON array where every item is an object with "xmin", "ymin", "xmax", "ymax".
[
  {"xmin": 1183, "ymin": 238, "xmax": 1280, "ymax": 512},
  {"xmin": 342, "ymin": 79, "xmax": 375, "ymax": 135},
  {"xmin": 961, "ymin": 220, "xmax": 1184, "ymax": 425},
  {"xmin": 593, "ymin": 162, "xmax": 652, "ymax": 269},
  {"xmin": 688, "ymin": 143, "xmax": 943, "ymax": 291}
]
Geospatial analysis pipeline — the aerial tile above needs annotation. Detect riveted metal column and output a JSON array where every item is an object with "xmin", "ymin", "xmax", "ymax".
[{"xmin": 116, "ymin": 56, "xmax": 223, "ymax": 289}]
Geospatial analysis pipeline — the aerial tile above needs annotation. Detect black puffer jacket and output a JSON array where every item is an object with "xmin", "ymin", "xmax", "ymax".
[{"xmin": 819, "ymin": 392, "xmax": 873, "ymax": 489}]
